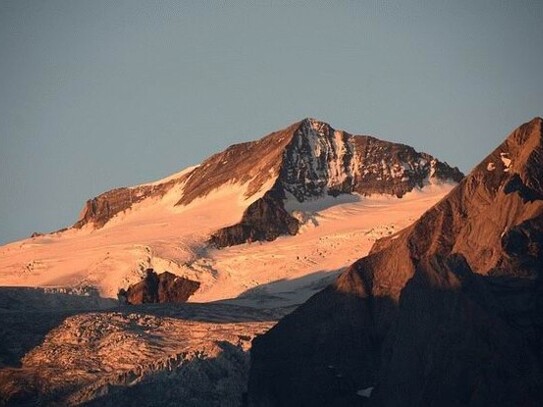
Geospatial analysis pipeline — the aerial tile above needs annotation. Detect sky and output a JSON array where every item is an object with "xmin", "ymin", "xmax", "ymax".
[{"xmin": 1, "ymin": 0, "xmax": 542, "ymax": 245}]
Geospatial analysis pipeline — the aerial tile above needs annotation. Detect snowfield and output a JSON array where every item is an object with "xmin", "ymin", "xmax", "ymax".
[{"xmin": 0, "ymin": 175, "xmax": 453, "ymax": 308}]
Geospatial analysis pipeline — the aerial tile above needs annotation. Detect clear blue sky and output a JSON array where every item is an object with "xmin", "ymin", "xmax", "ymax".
[{"xmin": 1, "ymin": 1, "xmax": 542, "ymax": 244}]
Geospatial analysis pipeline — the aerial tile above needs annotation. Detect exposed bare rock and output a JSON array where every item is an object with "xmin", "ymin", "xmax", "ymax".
[
  {"xmin": 248, "ymin": 117, "xmax": 543, "ymax": 406},
  {"xmin": 74, "ymin": 168, "xmax": 195, "ymax": 229},
  {"xmin": 178, "ymin": 118, "xmax": 462, "ymax": 209},
  {"xmin": 280, "ymin": 119, "xmax": 463, "ymax": 202},
  {"xmin": 124, "ymin": 269, "xmax": 200, "ymax": 304},
  {"xmin": 209, "ymin": 188, "xmax": 299, "ymax": 248},
  {"xmin": 176, "ymin": 122, "xmax": 299, "ymax": 206}
]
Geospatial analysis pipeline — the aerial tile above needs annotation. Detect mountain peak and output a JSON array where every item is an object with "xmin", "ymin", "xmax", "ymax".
[
  {"xmin": 466, "ymin": 115, "xmax": 543, "ymax": 205},
  {"xmin": 529, "ymin": 116, "xmax": 542, "ymax": 126},
  {"xmin": 210, "ymin": 121, "xmax": 463, "ymax": 246},
  {"xmin": 299, "ymin": 117, "xmax": 330, "ymax": 131},
  {"xmin": 505, "ymin": 115, "xmax": 542, "ymax": 148}
]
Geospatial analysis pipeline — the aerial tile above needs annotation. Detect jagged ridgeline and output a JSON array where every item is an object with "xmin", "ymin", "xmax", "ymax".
[
  {"xmin": 247, "ymin": 117, "xmax": 543, "ymax": 406},
  {"xmin": 74, "ymin": 118, "xmax": 463, "ymax": 247}
]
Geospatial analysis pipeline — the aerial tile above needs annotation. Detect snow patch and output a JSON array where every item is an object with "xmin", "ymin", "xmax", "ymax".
[
  {"xmin": 500, "ymin": 152, "xmax": 512, "ymax": 172},
  {"xmin": 132, "ymin": 165, "xmax": 200, "ymax": 188}
]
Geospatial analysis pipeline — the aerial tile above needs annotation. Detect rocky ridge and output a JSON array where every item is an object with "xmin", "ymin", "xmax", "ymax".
[
  {"xmin": 248, "ymin": 117, "xmax": 543, "ymax": 406},
  {"xmin": 74, "ymin": 169, "xmax": 195, "ymax": 230}
]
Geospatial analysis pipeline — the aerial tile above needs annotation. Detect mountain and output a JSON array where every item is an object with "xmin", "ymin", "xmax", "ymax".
[
  {"xmin": 74, "ymin": 118, "xmax": 462, "ymax": 246},
  {"xmin": 247, "ymin": 117, "xmax": 543, "ymax": 406},
  {"xmin": 0, "ymin": 119, "xmax": 461, "ymax": 302},
  {"xmin": 0, "ymin": 118, "xmax": 464, "ymax": 405}
]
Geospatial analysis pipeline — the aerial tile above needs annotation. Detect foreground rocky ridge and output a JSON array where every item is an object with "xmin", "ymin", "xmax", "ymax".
[
  {"xmin": 248, "ymin": 117, "xmax": 543, "ymax": 406},
  {"xmin": 0, "ymin": 302, "xmax": 281, "ymax": 406}
]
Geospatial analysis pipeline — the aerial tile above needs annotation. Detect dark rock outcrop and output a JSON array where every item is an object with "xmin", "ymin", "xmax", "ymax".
[
  {"xmin": 124, "ymin": 269, "xmax": 200, "ymax": 304},
  {"xmin": 209, "ymin": 188, "xmax": 299, "ymax": 248},
  {"xmin": 248, "ymin": 117, "xmax": 543, "ymax": 406}
]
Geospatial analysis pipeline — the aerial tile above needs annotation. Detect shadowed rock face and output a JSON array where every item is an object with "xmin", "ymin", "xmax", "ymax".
[
  {"xmin": 248, "ymin": 117, "xmax": 543, "ymax": 406},
  {"xmin": 209, "ymin": 188, "xmax": 299, "ymax": 248},
  {"xmin": 125, "ymin": 270, "xmax": 200, "ymax": 304}
]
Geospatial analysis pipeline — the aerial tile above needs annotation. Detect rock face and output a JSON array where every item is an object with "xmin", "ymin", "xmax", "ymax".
[
  {"xmin": 71, "ymin": 118, "xmax": 462, "ymax": 247},
  {"xmin": 74, "ymin": 170, "xmax": 195, "ymax": 229},
  {"xmin": 176, "ymin": 118, "xmax": 462, "ymax": 209},
  {"xmin": 248, "ymin": 117, "xmax": 543, "ymax": 406},
  {"xmin": 124, "ymin": 270, "xmax": 200, "ymax": 304},
  {"xmin": 280, "ymin": 119, "xmax": 462, "ymax": 201},
  {"xmin": 209, "ymin": 189, "xmax": 299, "ymax": 248},
  {"xmin": 175, "ymin": 122, "xmax": 299, "ymax": 207}
]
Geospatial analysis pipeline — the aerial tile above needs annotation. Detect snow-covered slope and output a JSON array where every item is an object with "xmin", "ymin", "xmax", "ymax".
[
  {"xmin": 0, "ymin": 119, "xmax": 461, "ymax": 304},
  {"xmin": 193, "ymin": 185, "xmax": 454, "ymax": 308}
]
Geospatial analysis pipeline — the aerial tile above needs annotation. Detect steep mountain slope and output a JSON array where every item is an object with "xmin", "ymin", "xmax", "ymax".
[
  {"xmin": 248, "ymin": 117, "xmax": 543, "ymax": 406},
  {"xmin": 0, "ymin": 119, "xmax": 460, "ymax": 302}
]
